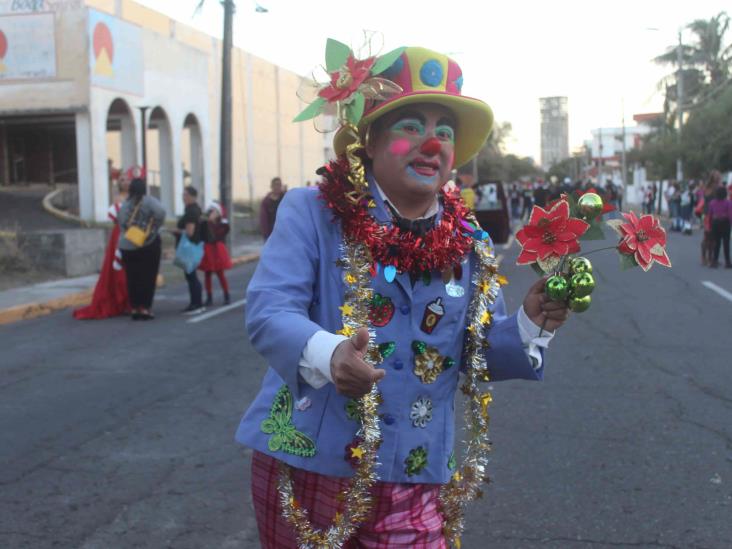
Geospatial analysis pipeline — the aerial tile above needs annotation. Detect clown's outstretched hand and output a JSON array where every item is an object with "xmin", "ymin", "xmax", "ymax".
[{"xmin": 331, "ymin": 327, "xmax": 386, "ymax": 398}]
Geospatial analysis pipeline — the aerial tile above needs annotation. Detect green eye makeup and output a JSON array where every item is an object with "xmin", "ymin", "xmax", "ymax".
[
  {"xmin": 391, "ymin": 118, "xmax": 426, "ymax": 136},
  {"xmin": 436, "ymin": 125, "xmax": 455, "ymax": 142}
]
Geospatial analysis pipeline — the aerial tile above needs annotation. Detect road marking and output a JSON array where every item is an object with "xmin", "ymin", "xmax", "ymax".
[
  {"xmin": 501, "ymin": 234, "xmax": 515, "ymax": 250},
  {"xmin": 701, "ymin": 281, "xmax": 732, "ymax": 303},
  {"xmin": 186, "ymin": 298, "xmax": 247, "ymax": 324}
]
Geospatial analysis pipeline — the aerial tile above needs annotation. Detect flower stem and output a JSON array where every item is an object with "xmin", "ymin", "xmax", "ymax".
[{"xmin": 581, "ymin": 245, "xmax": 619, "ymax": 257}]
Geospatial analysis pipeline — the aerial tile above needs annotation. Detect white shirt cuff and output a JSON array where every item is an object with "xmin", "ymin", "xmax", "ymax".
[
  {"xmin": 517, "ymin": 305, "xmax": 555, "ymax": 370},
  {"xmin": 298, "ymin": 330, "xmax": 347, "ymax": 389}
]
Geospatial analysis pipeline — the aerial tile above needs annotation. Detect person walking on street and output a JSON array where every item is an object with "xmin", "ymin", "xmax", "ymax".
[
  {"xmin": 259, "ymin": 177, "xmax": 286, "ymax": 240},
  {"xmin": 117, "ymin": 177, "xmax": 166, "ymax": 320},
  {"xmin": 236, "ymin": 42, "xmax": 571, "ymax": 548},
  {"xmin": 700, "ymin": 172, "xmax": 722, "ymax": 266},
  {"xmin": 680, "ymin": 184, "xmax": 693, "ymax": 235},
  {"xmin": 174, "ymin": 186, "xmax": 205, "ymax": 314},
  {"xmin": 708, "ymin": 186, "xmax": 732, "ymax": 268},
  {"xmin": 199, "ymin": 201, "xmax": 233, "ymax": 306},
  {"xmin": 509, "ymin": 183, "xmax": 521, "ymax": 219},
  {"xmin": 521, "ymin": 183, "xmax": 533, "ymax": 220},
  {"xmin": 533, "ymin": 180, "xmax": 548, "ymax": 209}
]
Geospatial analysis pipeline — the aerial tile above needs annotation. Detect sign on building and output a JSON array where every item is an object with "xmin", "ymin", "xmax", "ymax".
[
  {"xmin": 0, "ymin": 12, "xmax": 56, "ymax": 80},
  {"xmin": 88, "ymin": 9, "xmax": 143, "ymax": 96}
]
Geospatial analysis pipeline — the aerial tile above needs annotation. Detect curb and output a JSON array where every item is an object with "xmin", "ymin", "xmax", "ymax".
[
  {"xmin": 0, "ymin": 251, "xmax": 260, "ymax": 326},
  {"xmin": 0, "ymin": 289, "xmax": 93, "ymax": 326},
  {"xmin": 42, "ymin": 187, "xmax": 88, "ymax": 227}
]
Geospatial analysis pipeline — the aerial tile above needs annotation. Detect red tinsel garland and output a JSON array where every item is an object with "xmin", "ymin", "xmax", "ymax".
[{"xmin": 317, "ymin": 158, "xmax": 475, "ymax": 275}]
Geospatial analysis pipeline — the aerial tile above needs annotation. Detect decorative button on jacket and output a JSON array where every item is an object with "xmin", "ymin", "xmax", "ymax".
[{"xmin": 235, "ymin": 182, "xmax": 544, "ymax": 484}]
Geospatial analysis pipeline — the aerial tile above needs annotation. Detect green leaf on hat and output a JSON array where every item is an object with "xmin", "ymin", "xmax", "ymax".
[
  {"xmin": 371, "ymin": 47, "xmax": 406, "ymax": 75},
  {"xmin": 325, "ymin": 38, "xmax": 351, "ymax": 72},
  {"xmin": 346, "ymin": 92, "xmax": 365, "ymax": 126},
  {"xmin": 293, "ymin": 97, "xmax": 326, "ymax": 123}
]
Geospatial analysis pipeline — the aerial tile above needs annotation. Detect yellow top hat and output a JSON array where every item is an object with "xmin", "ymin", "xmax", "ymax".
[{"xmin": 295, "ymin": 41, "xmax": 494, "ymax": 168}]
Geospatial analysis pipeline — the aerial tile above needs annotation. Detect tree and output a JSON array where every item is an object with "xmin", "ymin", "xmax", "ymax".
[
  {"xmin": 655, "ymin": 11, "xmax": 732, "ymax": 116},
  {"xmin": 547, "ymin": 157, "xmax": 579, "ymax": 182},
  {"xmin": 464, "ymin": 122, "xmax": 541, "ymax": 182},
  {"xmin": 679, "ymin": 85, "xmax": 732, "ymax": 177}
]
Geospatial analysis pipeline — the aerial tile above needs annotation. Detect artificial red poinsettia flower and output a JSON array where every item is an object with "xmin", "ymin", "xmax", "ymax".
[
  {"xmin": 318, "ymin": 55, "xmax": 375, "ymax": 103},
  {"xmin": 612, "ymin": 211, "xmax": 671, "ymax": 272},
  {"xmin": 516, "ymin": 200, "xmax": 590, "ymax": 267}
]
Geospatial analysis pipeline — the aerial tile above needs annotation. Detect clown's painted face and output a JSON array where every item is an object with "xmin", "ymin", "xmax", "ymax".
[{"xmin": 366, "ymin": 103, "xmax": 456, "ymax": 205}]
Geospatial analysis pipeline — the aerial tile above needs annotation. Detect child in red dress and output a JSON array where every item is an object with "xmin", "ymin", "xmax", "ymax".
[{"xmin": 199, "ymin": 201, "xmax": 233, "ymax": 305}]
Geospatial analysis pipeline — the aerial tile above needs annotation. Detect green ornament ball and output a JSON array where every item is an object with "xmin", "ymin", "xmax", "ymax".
[
  {"xmin": 545, "ymin": 275, "xmax": 569, "ymax": 301},
  {"xmin": 568, "ymin": 294, "xmax": 592, "ymax": 313},
  {"xmin": 578, "ymin": 192, "xmax": 604, "ymax": 219},
  {"xmin": 570, "ymin": 272, "xmax": 595, "ymax": 297},
  {"xmin": 569, "ymin": 256, "xmax": 593, "ymax": 275}
]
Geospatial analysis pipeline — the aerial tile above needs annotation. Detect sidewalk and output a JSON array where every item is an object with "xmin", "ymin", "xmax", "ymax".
[{"xmin": 0, "ymin": 237, "xmax": 262, "ymax": 326}]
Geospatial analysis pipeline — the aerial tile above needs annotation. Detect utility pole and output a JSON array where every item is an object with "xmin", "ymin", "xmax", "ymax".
[
  {"xmin": 220, "ymin": 0, "xmax": 234, "ymax": 247},
  {"xmin": 597, "ymin": 127, "xmax": 603, "ymax": 185},
  {"xmin": 620, "ymin": 99, "xmax": 627, "ymax": 207},
  {"xmin": 675, "ymin": 29, "xmax": 684, "ymax": 184}
]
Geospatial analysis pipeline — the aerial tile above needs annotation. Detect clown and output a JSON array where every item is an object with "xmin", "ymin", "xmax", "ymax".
[{"xmin": 236, "ymin": 42, "xmax": 571, "ymax": 548}]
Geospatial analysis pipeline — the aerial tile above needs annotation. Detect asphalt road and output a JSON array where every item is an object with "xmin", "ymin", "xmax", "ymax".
[{"xmin": 1, "ymin": 223, "xmax": 731, "ymax": 549}]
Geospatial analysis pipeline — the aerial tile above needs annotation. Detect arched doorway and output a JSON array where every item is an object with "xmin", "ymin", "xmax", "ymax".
[
  {"xmin": 182, "ymin": 113, "xmax": 204, "ymax": 200},
  {"xmin": 105, "ymin": 98, "xmax": 136, "ymax": 204},
  {"xmin": 146, "ymin": 106, "xmax": 174, "ymax": 213}
]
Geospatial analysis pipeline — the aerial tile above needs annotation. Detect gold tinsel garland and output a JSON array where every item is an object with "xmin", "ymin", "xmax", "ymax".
[
  {"xmin": 439, "ymin": 236, "xmax": 502, "ymax": 549},
  {"xmin": 277, "ymin": 237, "xmax": 382, "ymax": 549},
  {"xmin": 277, "ymin": 142, "xmax": 502, "ymax": 548}
]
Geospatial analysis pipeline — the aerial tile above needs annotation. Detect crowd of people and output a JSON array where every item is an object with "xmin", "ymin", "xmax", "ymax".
[
  {"xmin": 639, "ymin": 173, "xmax": 732, "ymax": 268},
  {"xmin": 505, "ymin": 177, "xmax": 622, "ymax": 221},
  {"xmin": 74, "ymin": 169, "xmax": 233, "ymax": 321}
]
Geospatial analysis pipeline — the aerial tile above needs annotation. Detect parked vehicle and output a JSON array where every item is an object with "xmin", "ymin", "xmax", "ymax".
[{"xmin": 473, "ymin": 180, "xmax": 510, "ymax": 244}]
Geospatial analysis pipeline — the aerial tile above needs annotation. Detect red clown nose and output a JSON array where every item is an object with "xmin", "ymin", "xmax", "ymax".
[{"xmin": 420, "ymin": 137, "xmax": 442, "ymax": 156}]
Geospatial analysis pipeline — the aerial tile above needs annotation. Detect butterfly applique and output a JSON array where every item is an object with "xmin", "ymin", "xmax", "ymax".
[{"xmin": 260, "ymin": 385, "xmax": 317, "ymax": 458}]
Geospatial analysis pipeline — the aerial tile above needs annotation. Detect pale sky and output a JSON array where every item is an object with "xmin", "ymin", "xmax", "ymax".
[{"xmin": 139, "ymin": 0, "xmax": 730, "ymax": 161}]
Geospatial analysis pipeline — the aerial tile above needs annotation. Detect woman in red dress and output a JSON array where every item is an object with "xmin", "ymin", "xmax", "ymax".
[
  {"xmin": 199, "ymin": 201, "xmax": 233, "ymax": 306},
  {"xmin": 73, "ymin": 178, "xmax": 131, "ymax": 319}
]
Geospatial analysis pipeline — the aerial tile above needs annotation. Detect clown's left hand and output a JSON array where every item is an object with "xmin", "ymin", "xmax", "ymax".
[{"xmin": 522, "ymin": 276, "xmax": 570, "ymax": 333}]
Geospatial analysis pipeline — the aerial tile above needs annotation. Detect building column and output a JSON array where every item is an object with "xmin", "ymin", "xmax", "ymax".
[
  {"xmin": 170, "ymin": 119, "xmax": 184, "ymax": 216},
  {"xmin": 85, "ymin": 96, "xmax": 112, "ymax": 221},
  {"xmin": 75, "ymin": 111, "xmax": 95, "ymax": 221},
  {"xmin": 189, "ymin": 125, "xmax": 203, "ymax": 195}
]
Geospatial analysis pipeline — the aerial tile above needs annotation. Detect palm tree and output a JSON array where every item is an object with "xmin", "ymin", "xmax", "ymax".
[
  {"xmin": 654, "ymin": 11, "xmax": 732, "ymax": 112},
  {"xmin": 687, "ymin": 12, "xmax": 732, "ymax": 85}
]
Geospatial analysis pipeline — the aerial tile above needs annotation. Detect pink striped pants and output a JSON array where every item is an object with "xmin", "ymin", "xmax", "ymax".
[{"xmin": 251, "ymin": 451, "xmax": 448, "ymax": 548}]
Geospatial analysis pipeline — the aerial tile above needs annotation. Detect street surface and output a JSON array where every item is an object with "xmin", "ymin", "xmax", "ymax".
[{"xmin": 1, "ymin": 225, "xmax": 731, "ymax": 549}]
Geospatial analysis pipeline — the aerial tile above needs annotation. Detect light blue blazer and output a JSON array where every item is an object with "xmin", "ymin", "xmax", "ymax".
[{"xmin": 235, "ymin": 178, "xmax": 543, "ymax": 484}]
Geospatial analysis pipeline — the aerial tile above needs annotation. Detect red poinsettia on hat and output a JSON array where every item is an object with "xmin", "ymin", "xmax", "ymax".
[
  {"xmin": 318, "ymin": 55, "xmax": 376, "ymax": 103},
  {"xmin": 294, "ymin": 38, "xmax": 404, "ymax": 127}
]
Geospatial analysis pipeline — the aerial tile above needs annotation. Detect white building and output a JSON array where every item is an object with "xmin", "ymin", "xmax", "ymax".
[
  {"xmin": 0, "ymin": 0, "xmax": 328, "ymax": 223},
  {"xmin": 588, "ymin": 115, "xmax": 659, "ymax": 204}
]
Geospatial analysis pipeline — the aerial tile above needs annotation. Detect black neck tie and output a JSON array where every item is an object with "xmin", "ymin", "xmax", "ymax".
[{"xmin": 384, "ymin": 201, "xmax": 437, "ymax": 237}]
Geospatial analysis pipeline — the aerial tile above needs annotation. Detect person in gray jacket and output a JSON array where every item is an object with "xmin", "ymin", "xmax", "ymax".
[{"xmin": 118, "ymin": 178, "xmax": 166, "ymax": 320}]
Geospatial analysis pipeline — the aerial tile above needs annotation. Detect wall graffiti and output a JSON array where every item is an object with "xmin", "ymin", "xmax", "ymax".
[
  {"xmin": 88, "ymin": 9, "xmax": 143, "ymax": 96},
  {"xmin": 0, "ymin": 12, "xmax": 56, "ymax": 80}
]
